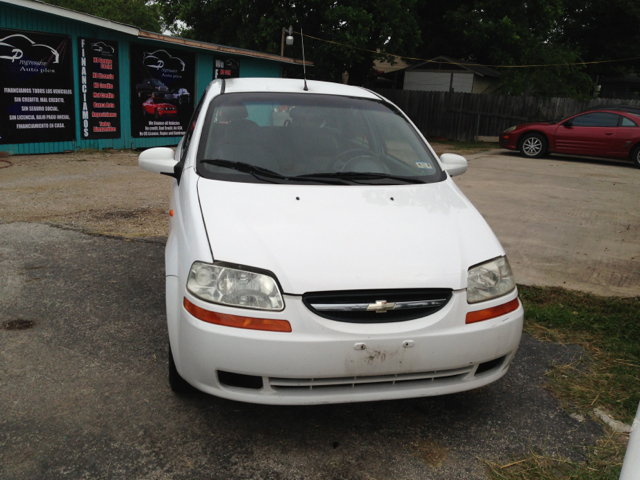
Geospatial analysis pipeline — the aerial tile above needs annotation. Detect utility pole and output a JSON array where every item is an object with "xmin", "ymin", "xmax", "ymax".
[{"xmin": 281, "ymin": 26, "xmax": 293, "ymax": 57}]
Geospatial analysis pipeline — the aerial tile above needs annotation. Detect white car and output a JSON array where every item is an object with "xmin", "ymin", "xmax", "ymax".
[{"xmin": 139, "ymin": 77, "xmax": 523, "ymax": 405}]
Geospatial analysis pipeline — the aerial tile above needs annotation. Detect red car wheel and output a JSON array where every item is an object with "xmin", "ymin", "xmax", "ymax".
[
  {"xmin": 519, "ymin": 133, "xmax": 548, "ymax": 159},
  {"xmin": 631, "ymin": 145, "xmax": 640, "ymax": 169}
]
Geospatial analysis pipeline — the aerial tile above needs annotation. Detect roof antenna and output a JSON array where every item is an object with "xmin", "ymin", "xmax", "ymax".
[{"xmin": 301, "ymin": 28, "xmax": 308, "ymax": 91}]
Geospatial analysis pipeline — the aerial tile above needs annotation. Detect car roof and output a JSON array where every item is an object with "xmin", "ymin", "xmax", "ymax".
[
  {"xmin": 221, "ymin": 77, "xmax": 381, "ymax": 100},
  {"xmin": 583, "ymin": 104, "xmax": 640, "ymax": 115}
]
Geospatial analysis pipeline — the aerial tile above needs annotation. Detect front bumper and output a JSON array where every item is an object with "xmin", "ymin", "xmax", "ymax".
[
  {"xmin": 499, "ymin": 132, "xmax": 519, "ymax": 150},
  {"xmin": 168, "ymin": 279, "xmax": 523, "ymax": 405}
]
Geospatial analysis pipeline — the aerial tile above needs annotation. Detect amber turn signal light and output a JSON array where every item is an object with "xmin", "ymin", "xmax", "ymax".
[
  {"xmin": 183, "ymin": 298, "xmax": 292, "ymax": 332},
  {"xmin": 466, "ymin": 298, "xmax": 520, "ymax": 324}
]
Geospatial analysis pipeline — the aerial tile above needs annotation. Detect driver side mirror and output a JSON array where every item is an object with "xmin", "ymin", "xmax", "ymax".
[
  {"xmin": 563, "ymin": 120, "xmax": 573, "ymax": 128},
  {"xmin": 440, "ymin": 153, "xmax": 468, "ymax": 177},
  {"xmin": 138, "ymin": 147, "xmax": 180, "ymax": 180}
]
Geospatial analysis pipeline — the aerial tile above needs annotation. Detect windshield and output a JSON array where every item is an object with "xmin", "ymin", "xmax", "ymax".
[{"xmin": 196, "ymin": 93, "xmax": 444, "ymax": 185}]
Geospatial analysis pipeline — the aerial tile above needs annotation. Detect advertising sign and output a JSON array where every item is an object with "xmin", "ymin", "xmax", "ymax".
[
  {"xmin": 0, "ymin": 29, "xmax": 75, "ymax": 144},
  {"xmin": 130, "ymin": 44, "xmax": 195, "ymax": 138},
  {"xmin": 214, "ymin": 58, "xmax": 239, "ymax": 79},
  {"xmin": 78, "ymin": 38, "xmax": 121, "ymax": 139}
]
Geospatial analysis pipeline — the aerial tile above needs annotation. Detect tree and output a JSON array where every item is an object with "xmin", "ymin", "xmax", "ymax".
[
  {"xmin": 415, "ymin": 0, "xmax": 594, "ymax": 98},
  {"xmin": 561, "ymin": 0, "xmax": 640, "ymax": 78},
  {"xmin": 160, "ymin": 0, "xmax": 421, "ymax": 85},
  {"xmin": 41, "ymin": 0, "xmax": 162, "ymax": 33}
]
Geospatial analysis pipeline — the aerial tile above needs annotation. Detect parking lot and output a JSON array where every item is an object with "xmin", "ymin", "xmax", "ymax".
[
  {"xmin": 454, "ymin": 150, "xmax": 639, "ymax": 298},
  {"xmin": 1, "ymin": 148, "xmax": 638, "ymax": 479}
]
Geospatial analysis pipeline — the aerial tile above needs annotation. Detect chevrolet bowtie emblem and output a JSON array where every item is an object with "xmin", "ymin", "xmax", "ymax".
[{"xmin": 367, "ymin": 300, "xmax": 396, "ymax": 313}]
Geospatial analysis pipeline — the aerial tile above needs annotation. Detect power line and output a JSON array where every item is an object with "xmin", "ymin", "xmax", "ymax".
[{"xmin": 294, "ymin": 31, "xmax": 640, "ymax": 69}]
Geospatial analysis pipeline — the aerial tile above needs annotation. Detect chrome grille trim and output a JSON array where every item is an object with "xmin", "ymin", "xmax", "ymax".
[{"xmin": 310, "ymin": 298, "xmax": 448, "ymax": 312}]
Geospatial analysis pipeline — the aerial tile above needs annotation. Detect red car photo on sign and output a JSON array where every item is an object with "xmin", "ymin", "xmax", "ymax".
[{"xmin": 129, "ymin": 43, "xmax": 194, "ymax": 138}]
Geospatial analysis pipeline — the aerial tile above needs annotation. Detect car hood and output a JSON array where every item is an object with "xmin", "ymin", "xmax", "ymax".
[
  {"xmin": 515, "ymin": 121, "xmax": 556, "ymax": 129},
  {"xmin": 197, "ymin": 178, "xmax": 504, "ymax": 294}
]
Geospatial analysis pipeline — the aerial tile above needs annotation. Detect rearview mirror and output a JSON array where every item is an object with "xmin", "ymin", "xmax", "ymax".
[
  {"xmin": 139, "ymin": 147, "xmax": 179, "ymax": 178},
  {"xmin": 440, "ymin": 153, "xmax": 468, "ymax": 177}
]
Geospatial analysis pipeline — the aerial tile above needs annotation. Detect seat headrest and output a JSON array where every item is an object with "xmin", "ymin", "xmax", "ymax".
[
  {"xmin": 289, "ymin": 106, "xmax": 324, "ymax": 124},
  {"xmin": 221, "ymin": 103, "xmax": 249, "ymax": 122}
]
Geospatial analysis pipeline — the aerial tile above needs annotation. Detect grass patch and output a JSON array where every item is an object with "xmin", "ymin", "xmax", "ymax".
[
  {"xmin": 520, "ymin": 285, "xmax": 640, "ymax": 423},
  {"xmin": 482, "ymin": 434, "xmax": 626, "ymax": 479},
  {"xmin": 427, "ymin": 138, "xmax": 499, "ymax": 151},
  {"xmin": 74, "ymin": 148, "xmax": 102, "ymax": 154},
  {"xmin": 485, "ymin": 285, "xmax": 639, "ymax": 479}
]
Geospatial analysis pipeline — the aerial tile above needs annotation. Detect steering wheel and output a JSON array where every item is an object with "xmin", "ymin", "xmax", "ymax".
[{"xmin": 330, "ymin": 148, "xmax": 377, "ymax": 171}]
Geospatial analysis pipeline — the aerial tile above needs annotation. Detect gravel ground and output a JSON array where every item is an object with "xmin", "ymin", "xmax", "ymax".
[
  {"xmin": 0, "ymin": 144, "xmax": 471, "ymax": 240},
  {"xmin": 0, "ymin": 149, "xmax": 172, "ymax": 238},
  {"xmin": 0, "ymin": 146, "xmax": 633, "ymax": 478},
  {"xmin": 2, "ymin": 145, "xmax": 637, "ymax": 298}
]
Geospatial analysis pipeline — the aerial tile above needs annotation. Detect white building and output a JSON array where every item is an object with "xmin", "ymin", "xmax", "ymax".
[{"xmin": 403, "ymin": 56, "xmax": 501, "ymax": 94}]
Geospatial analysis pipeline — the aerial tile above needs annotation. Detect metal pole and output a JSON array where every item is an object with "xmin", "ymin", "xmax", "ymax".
[
  {"xmin": 281, "ymin": 27, "xmax": 286, "ymax": 57},
  {"xmin": 620, "ymin": 400, "xmax": 640, "ymax": 479}
]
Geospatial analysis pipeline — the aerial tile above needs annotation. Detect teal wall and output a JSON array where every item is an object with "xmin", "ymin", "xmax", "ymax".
[{"xmin": 0, "ymin": 3, "xmax": 282, "ymax": 154}]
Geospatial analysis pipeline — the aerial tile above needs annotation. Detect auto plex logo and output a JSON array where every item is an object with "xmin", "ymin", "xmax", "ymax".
[
  {"xmin": 0, "ymin": 34, "xmax": 60, "ymax": 72},
  {"xmin": 143, "ymin": 50, "xmax": 186, "ymax": 77},
  {"xmin": 91, "ymin": 41, "xmax": 114, "ymax": 57}
]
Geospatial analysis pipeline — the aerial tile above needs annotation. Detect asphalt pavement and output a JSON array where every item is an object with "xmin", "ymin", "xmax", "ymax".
[{"xmin": 1, "ymin": 222, "xmax": 602, "ymax": 479}]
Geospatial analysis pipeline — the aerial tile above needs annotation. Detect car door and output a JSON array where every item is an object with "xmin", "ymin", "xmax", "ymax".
[
  {"xmin": 610, "ymin": 114, "xmax": 640, "ymax": 158},
  {"xmin": 554, "ymin": 112, "xmax": 619, "ymax": 156}
]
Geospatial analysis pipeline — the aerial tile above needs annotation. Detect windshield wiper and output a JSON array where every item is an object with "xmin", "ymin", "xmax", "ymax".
[
  {"xmin": 200, "ymin": 159, "xmax": 352, "ymax": 185},
  {"xmin": 200, "ymin": 159, "xmax": 286, "ymax": 183},
  {"xmin": 295, "ymin": 171, "xmax": 425, "ymax": 184}
]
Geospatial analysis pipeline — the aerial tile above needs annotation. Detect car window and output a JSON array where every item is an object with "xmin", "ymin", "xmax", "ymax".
[
  {"xmin": 621, "ymin": 116, "xmax": 638, "ymax": 127},
  {"xmin": 245, "ymin": 102, "xmax": 278, "ymax": 127},
  {"xmin": 196, "ymin": 93, "xmax": 443, "ymax": 185},
  {"xmin": 378, "ymin": 114, "xmax": 425, "ymax": 165},
  {"xmin": 571, "ymin": 112, "xmax": 620, "ymax": 127}
]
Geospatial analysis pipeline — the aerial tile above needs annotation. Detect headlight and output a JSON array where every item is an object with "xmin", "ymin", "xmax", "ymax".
[
  {"xmin": 467, "ymin": 256, "xmax": 516, "ymax": 304},
  {"xmin": 502, "ymin": 126, "xmax": 517, "ymax": 134},
  {"xmin": 187, "ymin": 262, "xmax": 284, "ymax": 311}
]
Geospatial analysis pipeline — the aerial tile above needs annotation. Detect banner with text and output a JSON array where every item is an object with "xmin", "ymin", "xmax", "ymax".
[
  {"xmin": 130, "ymin": 44, "xmax": 195, "ymax": 138},
  {"xmin": 78, "ymin": 38, "xmax": 121, "ymax": 139},
  {"xmin": 214, "ymin": 58, "xmax": 239, "ymax": 79},
  {"xmin": 0, "ymin": 29, "xmax": 75, "ymax": 144}
]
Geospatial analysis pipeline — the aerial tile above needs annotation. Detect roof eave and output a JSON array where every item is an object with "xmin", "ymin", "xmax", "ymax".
[
  {"xmin": 3, "ymin": 0, "xmax": 140, "ymax": 36},
  {"xmin": 138, "ymin": 31, "xmax": 312, "ymax": 66},
  {"xmin": 1, "ymin": 0, "xmax": 312, "ymax": 66}
]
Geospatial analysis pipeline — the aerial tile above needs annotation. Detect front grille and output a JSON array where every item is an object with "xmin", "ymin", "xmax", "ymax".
[
  {"xmin": 269, "ymin": 366, "xmax": 472, "ymax": 391},
  {"xmin": 302, "ymin": 289, "xmax": 452, "ymax": 323}
]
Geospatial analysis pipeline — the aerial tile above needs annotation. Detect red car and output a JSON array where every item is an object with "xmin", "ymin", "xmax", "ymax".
[
  {"xmin": 500, "ymin": 107, "xmax": 640, "ymax": 168},
  {"xmin": 142, "ymin": 97, "xmax": 177, "ymax": 119}
]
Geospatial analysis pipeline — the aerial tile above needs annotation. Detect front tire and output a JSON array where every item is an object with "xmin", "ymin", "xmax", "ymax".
[
  {"xmin": 169, "ymin": 344, "xmax": 193, "ymax": 394},
  {"xmin": 519, "ymin": 133, "xmax": 547, "ymax": 158},
  {"xmin": 631, "ymin": 145, "xmax": 640, "ymax": 168}
]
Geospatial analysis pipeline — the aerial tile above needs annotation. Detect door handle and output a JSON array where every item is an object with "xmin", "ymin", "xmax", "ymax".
[{"xmin": 605, "ymin": 132, "xmax": 614, "ymax": 135}]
